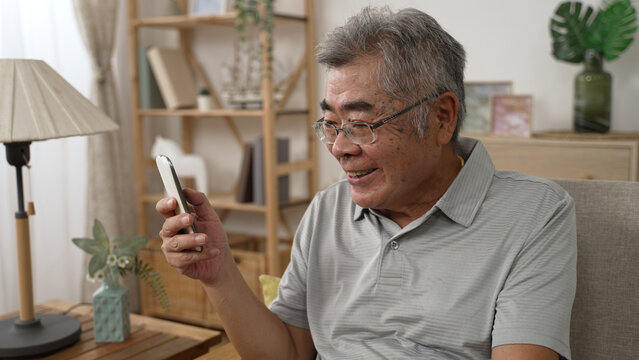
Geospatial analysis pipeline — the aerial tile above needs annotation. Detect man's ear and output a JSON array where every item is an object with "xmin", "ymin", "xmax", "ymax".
[{"xmin": 433, "ymin": 92, "xmax": 458, "ymax": 146}]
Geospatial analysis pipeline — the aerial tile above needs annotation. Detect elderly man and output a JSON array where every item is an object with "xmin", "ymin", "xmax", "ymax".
[{"xmin": 156, "ymin": 6, "xmax": 576, "ymax": 360}]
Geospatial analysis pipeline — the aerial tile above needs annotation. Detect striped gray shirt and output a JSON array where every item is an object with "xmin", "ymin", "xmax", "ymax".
[{"xmin": 270, "ymin": 137, "xmax": 577, "ymax": 359}]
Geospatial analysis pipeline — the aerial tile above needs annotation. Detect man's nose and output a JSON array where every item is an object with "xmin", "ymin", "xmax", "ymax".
[{"xmin": 329, "ymin": 129, "xmax": 361, "ymax": 158}]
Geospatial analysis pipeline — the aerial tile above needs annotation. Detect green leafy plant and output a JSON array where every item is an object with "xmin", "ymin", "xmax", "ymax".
[
  {"xmin": 233, "ymin": 0, "xmax": 275, "ymax": 72},
  {"xmin": 550, "ymin": 0, "xmax": 637, "ymax": 62},
  {"xmin": 199, "ymin": 87, "xmax": 211, "ymax": 96},
  {"xmin": 72, "ymin": 219, "xmax": 170, "ymax": 312}
]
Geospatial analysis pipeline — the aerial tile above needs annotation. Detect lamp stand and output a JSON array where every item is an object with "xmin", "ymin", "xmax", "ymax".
[{"xmin": 0, "ymin": 142, "xmax": 81, "ymax": 358}]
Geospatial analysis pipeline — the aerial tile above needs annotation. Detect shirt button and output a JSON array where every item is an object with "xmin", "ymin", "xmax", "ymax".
[{"xmin": 390, "ymin": 240, "xmax": 399, "ymax": 250}]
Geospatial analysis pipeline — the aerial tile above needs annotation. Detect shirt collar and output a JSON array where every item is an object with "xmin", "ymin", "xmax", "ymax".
[
  {"xmin": 436, "ymin": 137, "xmax": 494, "ymax": 227},
  {"xmin": 352, "ymin": 137, "xmax": 494, "ymax": 227},
  {"xmin": 354, "ymin": 201, "xmax": 366, "ymax": 221}
]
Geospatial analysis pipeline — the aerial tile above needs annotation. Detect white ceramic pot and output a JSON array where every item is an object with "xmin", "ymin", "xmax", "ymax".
[{"xmin": 197, "ymin": 95, "xmax": 212, "ymax": 110}]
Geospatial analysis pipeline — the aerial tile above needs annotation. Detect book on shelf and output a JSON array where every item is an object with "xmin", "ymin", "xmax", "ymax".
[
  {"xmin": 189, "ymin": 0, "xmax": 228, "ymax": 16},
  {"xmin": 252, "ymin": 137, "xmax": 290, "ymax": 205},
  {"xmin": 146, "ymin": 46, "xmax": 197, "ymax": 109},
  {"xmin": 235, "ymin": 142, "xmax": 254, "ymax": 203},
  {"xmin": 137, "ymin": 47, "xmax": 165, "ymax": 109}
]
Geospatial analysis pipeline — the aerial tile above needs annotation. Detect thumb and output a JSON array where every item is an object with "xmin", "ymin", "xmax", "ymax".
[{"xmin": 183, "ymin": 188, "xmax": 219, "ymax": 222}]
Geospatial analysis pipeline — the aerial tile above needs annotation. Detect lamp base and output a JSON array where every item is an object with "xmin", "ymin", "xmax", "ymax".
[{"xmin": 0, "ymin": 314, "xmax": 81, "ymax": 358}]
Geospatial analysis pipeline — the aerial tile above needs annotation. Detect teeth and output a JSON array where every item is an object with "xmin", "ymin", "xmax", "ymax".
[{"xmin": 347, "ymin": 169, "xmax": 373, "ymax": 177}]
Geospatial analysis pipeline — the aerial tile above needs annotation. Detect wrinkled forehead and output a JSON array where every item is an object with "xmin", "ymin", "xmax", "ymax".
[{"xmin": 321, "ymin": 60, "xmax": 389, "ymax": 115}]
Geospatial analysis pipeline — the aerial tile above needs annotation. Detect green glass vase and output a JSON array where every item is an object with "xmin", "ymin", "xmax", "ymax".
[
  {"xmin": 92, "ymin": 282, "xmax": 130, "ymax": 342},
  {"xmin": 573, "ymin": 50, "xmax": 612, "ymax": 133}
]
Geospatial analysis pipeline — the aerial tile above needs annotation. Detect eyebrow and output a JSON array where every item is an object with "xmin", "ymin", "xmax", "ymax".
[
  {"xmin": 320, "ymin": 99, "xmax": 331, "ymax": 112},
  {"xmin": 319, "ymin": 99, "xmax": 375, "ymax": 113}
]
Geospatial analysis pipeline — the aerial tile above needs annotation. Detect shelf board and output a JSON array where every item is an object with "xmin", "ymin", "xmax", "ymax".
[
  {"xmin": 532, "ymin": 131, "xmax": 639, "ymax": 140},
  {"xmin": 133, "ymin": 12, "xmax": 307, "ymax": 29},
  {"xmin": 277, "ymin": 109, "xmax": 310, "ymax": 116},
  {"xmin": 138, "ymin": 108, "xmax": 308, "ymax": 118},
  {"xmin": 466, "ymin": 131, "xmax": 639, "ymax": 141},
  {"xmin": 276, "ymin": 159, "xmax": 314, "ymax": 175},
  {"xmin": 142, "ymin": 193, "xmax": 310, "ymax": 212},
  {"xmin": 139, "ymin": 108, "xmax": 263, "ymax": 117},
  {"xmin": 143, "ymin": 158, "xmax": 313, "ymax": 178}
]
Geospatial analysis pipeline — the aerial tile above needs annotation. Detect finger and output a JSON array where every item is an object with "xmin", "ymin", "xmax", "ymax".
[
  {"xmin": 184, "ymin": 188, "xmax": 221, "ymax": 222},
  {"xmin": 162, "ymin": 232, "xmax": 208, "ymax": 254},
  {"xmin": 159, "ymin": 212, "xmax": 194, "ymax": 240},
  {"xmin": 165, "ymin": 246, "xmax": 221, "ymax": 273},
  {"xmin": 156, "ymin": 197, "xmax": 178, "ymax": 218}
]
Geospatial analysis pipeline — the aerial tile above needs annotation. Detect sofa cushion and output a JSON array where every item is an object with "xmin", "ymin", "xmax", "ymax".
[{"xmin": 553, "ymin": 178, "xmax": 639, "ymax": 360}]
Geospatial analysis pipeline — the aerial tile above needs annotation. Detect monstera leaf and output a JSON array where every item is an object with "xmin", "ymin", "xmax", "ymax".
[
  {"xmin": 550, "ymin": 0, "xmax": 637, "ymax": 63},
  {"xmin": 588, "ymin": 0, "xmax": 637, "ymax": 61},
  {"xmin": 551, "ymin": 2, "xmax": 596, "ymax": 62}
]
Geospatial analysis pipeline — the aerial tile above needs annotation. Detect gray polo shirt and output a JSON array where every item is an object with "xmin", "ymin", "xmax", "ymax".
[{"xmin": 270, "ymin": 137, "xmax": 577, "ymax": 359}]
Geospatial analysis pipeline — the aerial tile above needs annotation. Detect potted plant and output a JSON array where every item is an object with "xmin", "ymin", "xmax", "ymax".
[
  {"xmin": 550, "ymin": 0, "xmax": 637, "ymax": 133},
  {"xmin": 197, "ymin": 86, "xmax": 213, "ymax": 110},
  {"xmin": 72, "ymin": 219, "xmax": 169, "ymax": 342}
]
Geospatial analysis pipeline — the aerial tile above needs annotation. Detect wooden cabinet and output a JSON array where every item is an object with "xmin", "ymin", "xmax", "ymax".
[
  {"xmin": 127, "ymin": 0, "xmax": 317, "ymax": 328},
  {"xmin": 468, "ymin": 133, "xmax": 639, "ymax": 181}
]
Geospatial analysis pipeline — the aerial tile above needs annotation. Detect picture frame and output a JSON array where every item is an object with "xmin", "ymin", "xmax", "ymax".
[
  {"xmin": 462, "ymin": 81, "xmax": 513, "ymax": 133},
  {"xmin": 189, "ymin": 0, "xmax": 229, "ymax": 16},
  {"xmin": 490, "ymin": 94, "xmax": 533, "ymax": 136}
]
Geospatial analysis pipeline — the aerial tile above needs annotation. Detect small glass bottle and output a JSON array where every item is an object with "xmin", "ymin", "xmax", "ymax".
[{"xmin": 573, "ymin": 49, "xmax": 612, "ymax": 133}]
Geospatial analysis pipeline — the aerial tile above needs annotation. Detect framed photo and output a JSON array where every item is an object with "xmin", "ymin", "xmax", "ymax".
[
  {"xmin": 490, "ymin": 94, "xmax": 533, "ymax": 136},
  {"xmin": 189, "ymin": 0, "xmax": 229, "ymax": 16},
  {"xmin": 462, "ymin": 81, "xmax": 513, "ymax": 133}
]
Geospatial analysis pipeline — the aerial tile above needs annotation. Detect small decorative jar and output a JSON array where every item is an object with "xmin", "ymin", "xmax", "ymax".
[
  {"xmin": 92, "ymin": 283, "xmax": 130, "ymax": 342},
  {"xmin": 573, "ymin": 49, "xmax": 612, "ymax": 133}
]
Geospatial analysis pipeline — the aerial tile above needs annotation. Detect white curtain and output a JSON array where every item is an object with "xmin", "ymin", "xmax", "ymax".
[
  {"xmin": 0, "ymin": 0, "xmax": 91, "ymax": 314},
  {"xmin": 72, "ymin": 0, "xmax": 138, "ymax": 308}
]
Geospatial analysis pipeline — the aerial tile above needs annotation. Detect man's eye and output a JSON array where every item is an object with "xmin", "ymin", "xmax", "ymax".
[{"xmin": 349, "ymin": 122, "xmax": 369, "ymax": 129}]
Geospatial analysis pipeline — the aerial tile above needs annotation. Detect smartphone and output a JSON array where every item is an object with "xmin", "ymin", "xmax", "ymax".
[{"xmin": 156, "ymin": 155, "xmax": 202, "ymax": 252}]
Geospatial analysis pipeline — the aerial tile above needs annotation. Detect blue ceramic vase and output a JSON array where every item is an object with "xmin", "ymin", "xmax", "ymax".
[{"xmin": 92, "ymin": 282, "xmax": 130, "ymax": 342}]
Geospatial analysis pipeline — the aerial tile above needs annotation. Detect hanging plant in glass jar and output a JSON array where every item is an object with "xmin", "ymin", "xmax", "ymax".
[{"xmin": 550, "ymin": 0, "xmax": 637, "ymax": 133}]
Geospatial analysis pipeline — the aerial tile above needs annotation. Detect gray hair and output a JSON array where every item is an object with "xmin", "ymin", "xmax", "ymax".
[{"xmin": 316, "ymin": 6, "xmax": 466, "ymax": 140}]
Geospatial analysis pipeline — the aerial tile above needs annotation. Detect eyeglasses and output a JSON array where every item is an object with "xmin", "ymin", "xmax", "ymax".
[{"xmin": 312, "ymin": 92, "xmax": 441, "ymax": 145}]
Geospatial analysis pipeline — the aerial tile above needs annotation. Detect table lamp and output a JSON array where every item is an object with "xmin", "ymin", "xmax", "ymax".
[{"xmin": 0, "ymin": 59, "xmax": 119, "ymax": 357}]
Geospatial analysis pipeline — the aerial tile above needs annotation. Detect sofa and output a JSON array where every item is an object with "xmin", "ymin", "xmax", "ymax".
[
  {"xmin": 204, "ymin": 178, "xmax": 639, "ymax": 359},
  {"xmin": 553, "ymin": 178, "xmax": 639, "ymax": 359}
]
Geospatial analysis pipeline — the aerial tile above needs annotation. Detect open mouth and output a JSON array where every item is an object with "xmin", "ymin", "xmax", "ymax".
[{"xmin": 346, "ymin": 169, "xmax": 376, "ymax": 178}]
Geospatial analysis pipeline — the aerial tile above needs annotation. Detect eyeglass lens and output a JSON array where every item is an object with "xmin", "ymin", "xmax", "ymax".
[
  {"xmin": 314, "ymin": 92, "xmax": 441, "ymax": 145},
  {"xmin": 314, "ymin": 122, "xmax": 375, "ymax": 145}
]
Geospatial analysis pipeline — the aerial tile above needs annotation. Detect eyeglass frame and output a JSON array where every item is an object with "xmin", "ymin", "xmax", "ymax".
[{"xmin": 312, "ymin": 91, "xmax": 444, "ymax": 145}]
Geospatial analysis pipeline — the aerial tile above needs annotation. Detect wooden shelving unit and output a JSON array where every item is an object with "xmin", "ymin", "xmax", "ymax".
[{"xmin": 127, "ymin": 0, "xmax": 317, "ymax": 328}]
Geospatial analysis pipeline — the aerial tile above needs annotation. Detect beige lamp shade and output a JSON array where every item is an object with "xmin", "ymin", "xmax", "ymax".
[{"xmin": 0, "ymin": 59, "xmax": 118, "ymax": 143}]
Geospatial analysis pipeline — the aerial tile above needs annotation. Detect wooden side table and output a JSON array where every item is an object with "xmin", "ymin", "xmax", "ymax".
[{"xmin": 0, "ymin": 299, "xmax": 222, "ymax": 359}]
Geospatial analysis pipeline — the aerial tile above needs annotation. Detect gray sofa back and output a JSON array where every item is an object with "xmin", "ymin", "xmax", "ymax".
[{"xmin": 553, "ymin": 178, "xmax": 639, "ymax": 359}]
